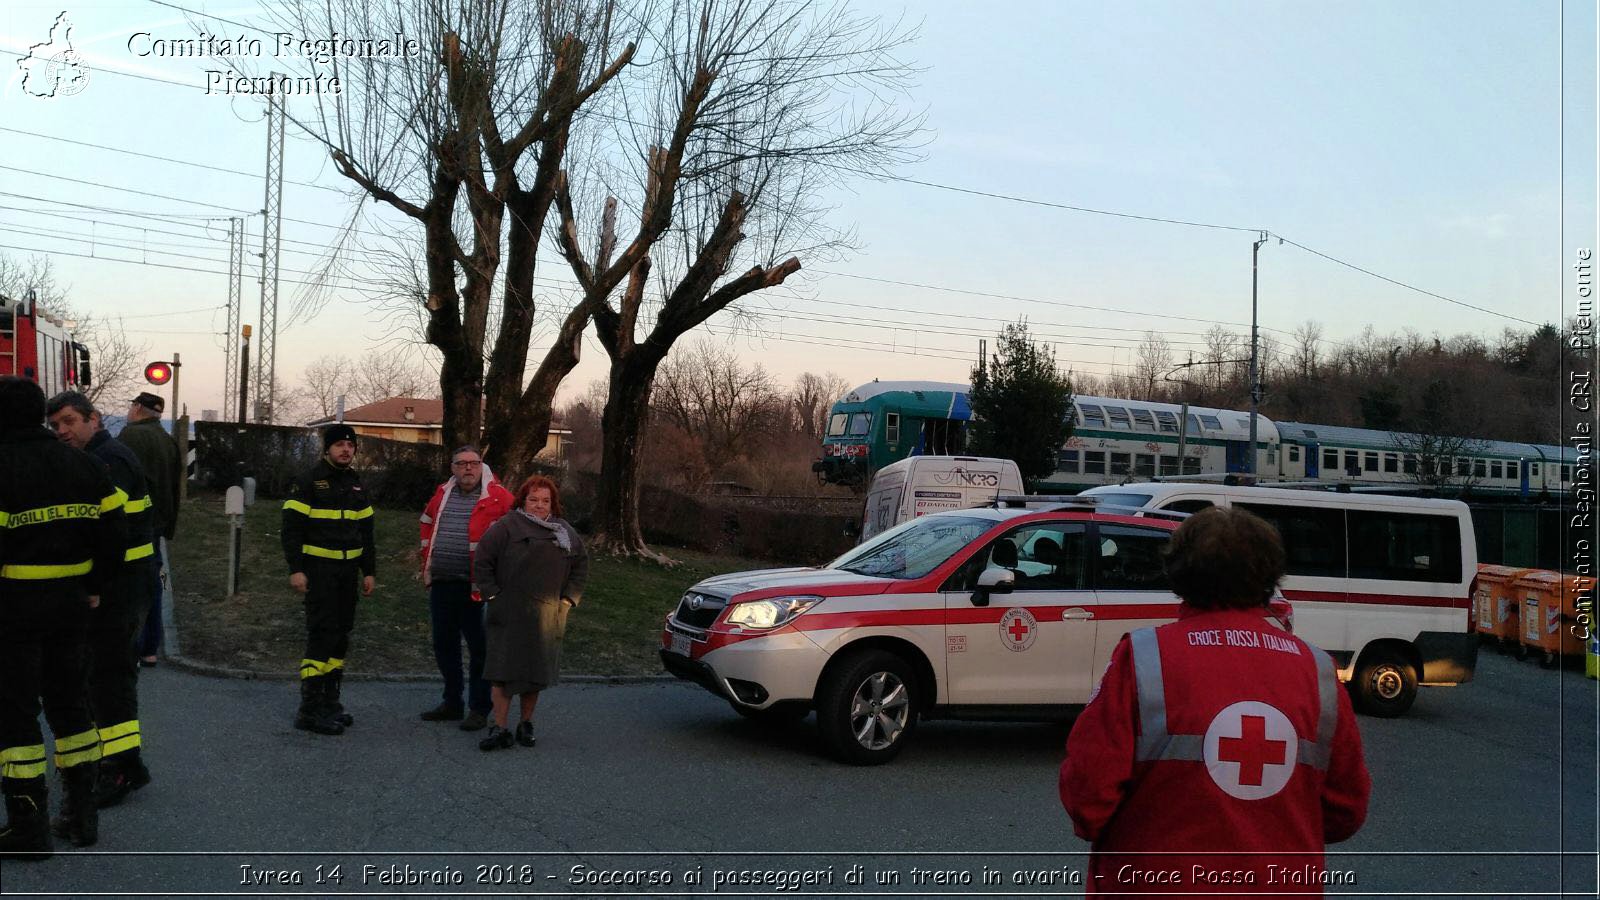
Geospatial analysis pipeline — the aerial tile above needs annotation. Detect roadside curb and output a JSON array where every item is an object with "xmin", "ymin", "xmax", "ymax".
[{"xmin": 159, "ymin": 653, "xmax": 677, "ymax": 685}]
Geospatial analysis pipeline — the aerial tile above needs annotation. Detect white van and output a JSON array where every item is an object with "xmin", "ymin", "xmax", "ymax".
[
  {"xmin": 1080, "ymin": 482, "xmax": 1478, "ymax": 717},
  {"xmin": 858, "ymin": 456, "xmax": 1025, "ymax": 543}
]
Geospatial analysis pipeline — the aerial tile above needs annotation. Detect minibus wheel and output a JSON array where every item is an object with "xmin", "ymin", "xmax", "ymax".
[{"xmin": 1350, "ymin": 648, "xmax": 1418, "ymax": 718}]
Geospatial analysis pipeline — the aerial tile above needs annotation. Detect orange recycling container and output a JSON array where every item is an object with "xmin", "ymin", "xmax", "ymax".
[
  {"xmin": 1513, "ymin": 571, "xmax": 1592, "ymax": 669},
  {"xmin": 1474, "ymin": 565, "xmax": 1535, "ymax": 652}
]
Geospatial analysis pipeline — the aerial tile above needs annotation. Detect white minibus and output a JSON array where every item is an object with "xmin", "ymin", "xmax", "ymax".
[
  {"xmin": 858, "ymin": 456, "xmax": 1025, "ymax": 543},
  {"xmin": 1080, "ymin": 482, "xmax": 1478, "ymax": 716}
]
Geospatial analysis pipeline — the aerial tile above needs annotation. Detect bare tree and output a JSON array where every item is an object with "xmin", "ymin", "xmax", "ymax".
[
  {"xmin": 1132, "ymin": 331, "xmax": 1173, "ymax": 401},
  {"xmin": 1200, "ymin": 325, "xmax": 1239, "ymax": 398},
  {"xmin": 790, "ymin": 370, "xmax": 850, "ymax": 438},
  {"xmin": 263, "ymin": 0, "xmax": 636, "ymax": 460},
  {"xmin": 351, "ymin": 351, "xmax": 434, "ymax": 406},
  {"xmin": 654, "ymin": 339, "xmax": 780, "ymax": 461},
  {"xmin": 1291, "ymin": 319, "xmax": 1323, "ymax": 380},
  {"xmin": 554, "ymin": 0, "xmax": 920, "ymax": 559},
  {"xmin": 301, "ymin": 355, "xmax": 355, "ymax": 419}
]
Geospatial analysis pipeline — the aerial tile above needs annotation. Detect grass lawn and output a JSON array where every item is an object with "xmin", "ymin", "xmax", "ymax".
[{"xmin": 168, "ymin": 492, "xmax": 777, "ymax": 677}]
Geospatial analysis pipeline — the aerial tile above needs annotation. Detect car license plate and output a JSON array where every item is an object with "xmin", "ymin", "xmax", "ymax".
[{"xmin": 669, "ymin": 632, "xmax": 692, "ymax": 657}]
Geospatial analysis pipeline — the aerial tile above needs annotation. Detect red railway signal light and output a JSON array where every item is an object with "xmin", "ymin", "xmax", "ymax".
[{"xmin": 144, "ymin": 361, "xmax": 173, "ymax": 386}]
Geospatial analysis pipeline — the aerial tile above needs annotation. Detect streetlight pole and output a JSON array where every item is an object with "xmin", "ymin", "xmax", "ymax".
[{"xmin": 1247, "ymin": 232, "xmax": 1268, "ymax": 476}]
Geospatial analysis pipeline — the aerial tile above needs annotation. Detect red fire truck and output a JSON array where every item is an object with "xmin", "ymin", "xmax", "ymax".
[{"xmin": 0, "ymin": 291, "xmax": 90, "ymax": 395}]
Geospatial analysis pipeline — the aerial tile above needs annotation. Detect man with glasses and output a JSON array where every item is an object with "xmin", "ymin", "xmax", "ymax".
[{"xmin": 417, "ymin": 446, "xmax": 513, "ymax": 731}]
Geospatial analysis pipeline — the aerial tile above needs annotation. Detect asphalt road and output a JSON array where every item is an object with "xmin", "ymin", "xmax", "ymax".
[{"xmin": 0, "ymin": 650, "xmax": 1594, "ymax": 898}]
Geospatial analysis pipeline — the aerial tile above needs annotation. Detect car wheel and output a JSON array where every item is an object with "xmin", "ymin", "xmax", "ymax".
[
  {"xmin": 816, "ymin": 649, "xmax": 918, "ymax": 765},
  {"xmin": 730, "ymin": 700, "xmax": 810, "ymax": 725},
  {"xmin": 1349, "ymin": 648, "xmax": 1418, "ymax": 718}
]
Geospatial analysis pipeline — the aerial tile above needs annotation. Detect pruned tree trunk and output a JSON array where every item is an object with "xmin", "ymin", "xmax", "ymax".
[{"xmin": 589, "ymin": 349, "xmax": 673, "ymax": 563}]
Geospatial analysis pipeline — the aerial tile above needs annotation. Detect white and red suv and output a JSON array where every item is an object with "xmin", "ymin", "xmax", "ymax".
[{"xmin": 660, "ymin": 502, "xmax": 1287, "ymax": 764}]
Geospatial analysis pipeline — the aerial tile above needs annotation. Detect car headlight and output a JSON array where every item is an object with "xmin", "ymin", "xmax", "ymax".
[{"xmin": 723, "ymin": 595, "xmax": 822, "ymax": 630}]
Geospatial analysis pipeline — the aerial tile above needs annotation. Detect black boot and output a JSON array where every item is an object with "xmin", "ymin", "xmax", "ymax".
[
  {"xmin": 326, "ymin": 670, "xmax": 353, "ymax": 727},
  {"xmin": 93, "ymin": 750, "xmax": 150, "ymax": 809},
  {"xmin": 0, "ymin": 779, "xmax": 53, "ymax": 860},
  {"xmin": 48, "ymin": 763, "xmax": 98, "ymax": 847},
  {"xmin": 293, "ymin": 677, "xmax": 344, "ymax": 735}
]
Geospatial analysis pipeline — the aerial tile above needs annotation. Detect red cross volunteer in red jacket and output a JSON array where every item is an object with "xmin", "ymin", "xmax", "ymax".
[
  {"xmin": 416, "ymin": 446, "xmax": 514, "ymax": 732},
  {"xmin": 1060, "ymin": 507, "xmax": 1370, "ymax": 896}
]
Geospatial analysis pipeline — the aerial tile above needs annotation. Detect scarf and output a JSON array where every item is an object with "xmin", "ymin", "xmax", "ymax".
[{"xmin": 517, "ymin": 509, "xmax": 572, "ymax": 552}]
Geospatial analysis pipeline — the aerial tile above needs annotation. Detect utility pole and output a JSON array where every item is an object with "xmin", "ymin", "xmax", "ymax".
[
  {"xmin": 1247, "ymin": 232, "xmax": 1268, "ymax": 476},
  {"xmin": 223, "ymin": 216, "xmax": 244, "ymax": 422},
  {"xmin": 254, "ymin": 86, "xmax": 285, "ymax": 423},
  {"xmin": 237, "ymin": 325, "xmax": 252, "ymax": 426}
]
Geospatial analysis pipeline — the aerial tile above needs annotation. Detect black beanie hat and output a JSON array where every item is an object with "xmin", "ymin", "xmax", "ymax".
[
  {"xmin": 0, "ymin": 376, "xmax": 46, "ymax": 430},
  {"xmin": 322, "ymin": 423, "xmax": 358, "ymax": 451}
]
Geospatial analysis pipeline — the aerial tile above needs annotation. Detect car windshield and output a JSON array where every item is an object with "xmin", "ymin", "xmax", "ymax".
[{"xmin": 829, "ymin": 514, "xmax": 992, "ymax": 580}]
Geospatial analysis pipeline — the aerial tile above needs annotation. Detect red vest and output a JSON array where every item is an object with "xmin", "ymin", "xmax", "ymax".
[{"xmin": 1060, "ymin": 606, "xmax": 1370, "ymax": 896}]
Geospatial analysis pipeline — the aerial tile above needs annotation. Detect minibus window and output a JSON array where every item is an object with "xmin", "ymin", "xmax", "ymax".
[
  {"xmin": 1235, "ymin": 503, "xmax": 1346, "ymax": 578},
  {"xmin": 1162, "ymin": 499, "xmax": 1214, "ymax": 515},
  {"xmin": 1348, "ymin": 511, "xmax": 1461, "ymax": 583}
]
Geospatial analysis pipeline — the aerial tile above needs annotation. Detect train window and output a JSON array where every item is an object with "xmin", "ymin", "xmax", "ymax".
[
  {"xmin": 1199, "ymin": 415, "xmax": 1223, "ymax": 431},
  {"xmin": 1472, "ymin": 459, "xmax": 1486, "ymax": 478},
  {"xmin": 1131, "ymin": 409, "xmax": 1156, "ymax": 430},
  {"xmin": 1323, "ymin": 449, "xmax": 1338, "ymax": 470},
  {"xmin": 1266, "ymin": 448, "xmax": 1277, "ymax": 466},
  {"xmin": 1181, "ymin": 456, "xmax": 1201, "ymax": 475},
  {"xmin": 1134, "ymin": 453, "xmax": 1155, "ymax": 477},
  {"xmin": 827, "ymin": 414, "xmax": 848, "ymax": 437},
  {"xmin": 1105, "ymin": 407, "xmax": 1132, "ymax": 430},
  {"xmin": 1490, "ymin": 461, "xmax": 1503, "ymax": 479},
  {"xmin": 1344, "ymin": 450, "xmax": 1359, "ymax": 474},
  {"xmin": 1384, "ymin": 453, "xmax": 1398, "ymax": 473},
  {"xmin": 1083, "ymin": 451, "xmax": 1106, "ymax": 475},
  {"xmin": 1067, "ymin": 406, "xmax": 1080, "ymax": 426},
  {"xmin": 886, "ymin": 413, "xmax": 900, "ymax": 444},
  {"xmin": 1288, "ymin": 445, "xmax": 1300, "ymax": 463},
  {"xmin": 1057, "ymin": 449, "xmax": 1080, "ymax": 473},
  {"xmin": 1530, "ymin": 463, "xmax": 1540, "ymax": 477},
  {"xmin": 1363, "ymin": 452, "xmax": 1378, "ymax": 472},
  {"xmin": 1456, "ymin": 458, "xmax": 1470, "ymax": 477},
  {"xmin": 1080, "ymin": 405, "xmax": 1106, "ymax": 428},
  {"xmin": 1403, "ymin": 454, "xmax": 1417, "ymax": 475},
  {"xmin": 1348, "ymin": 510, "xmax": 1462, "ymax": 583},
  {"xmin": 1154, "ymin": 411, "xmax": 1179, "ymax": 433},
  {"xmin": 1235, "ymin": 503, "xmax": 1347, "ymax": 578},
  {"xmin": 1110, "ymin": 452, "xmax": 1131, "ymax": 475},
  {"xmin": 1186, "ymin": 414, "xmax": 1201, "ymax": 435},
  {"xmin": 1563, "ymin": 465, "xmax": 1572, "ymax": 482},
  {"xmin": 1159, "ymin": 455, "xmax": 1179, "ymax": 476},
  {"xmin": 848, "ymin": 413, "xmax": 872, "ymax": 437}
]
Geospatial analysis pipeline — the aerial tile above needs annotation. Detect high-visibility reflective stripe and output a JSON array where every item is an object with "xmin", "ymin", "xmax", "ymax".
[
  {"xmin": 301, "ymin": 545, "xmax": 363, "ymax": 561},
  {"xmin": 98, "ymin": 720, "xmax": 141, "ymax": 757},
  {"xmin": 419, "ymin": 540, "xmax": 429, "ymax": 549},
  {"xmin": 1130, "ymin": 628, "xmax": 1185, "ymax": 762},
  {"xmin": 54, "ymin": 729, "xmax": 102, "ymax": 769},
  {"xmin": 293, "ymin": 504, "xmax": 373, "ymax": 521},
  {"xmin": 283, "ymin": 499, "xmax": 312, "ymax": 515},
  {"xmin": 1, "ymin": 502, "xmax": 101, "ymax": 529},
  {"xmin": 1, "ymin": 745, "xmax": 47, "ymax": 779},
  {"xmin": 1128, "ymin": 625, "xmax": 1338, "ymax": 771},
  {"xmin": 419, "ymin": 513, "xmax": 433, "ymax": 525},
  {"xmin": 1, "ymin": 560, "xmax": 93, "ymax": 579},
  {"xmin": 468, "ymin": 542, "xmax": 478, "ymax": 551},
  {"xmin": 346, "ymin": 506, "xmax": 374, "ymax": 520},
  {"xmin": 124, "ymin": 542, "xmax": 156, "ymax": 562},
  {"xmin": 328, "ymin": 657, "xmax": 345, "ymax": 670},
  {"xmin": 102, "ymin": 489, "xmax": 127, "ymax": 513},
  {"xmin": 124, "ymin": 495, "xmax": 153, "ymax": 513},
  {"xmin": 300, "ymin": 658, "xmax": 338, "ymax": 678}
]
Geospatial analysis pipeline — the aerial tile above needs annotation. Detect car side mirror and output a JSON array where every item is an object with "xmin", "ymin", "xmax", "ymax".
[{"xmin": 973, "ymin": 567, "xmax": 1014, "ymax": 606}]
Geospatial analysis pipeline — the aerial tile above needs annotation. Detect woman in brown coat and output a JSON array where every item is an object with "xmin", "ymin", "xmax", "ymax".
[{"xmin": 472, "ymin": 475, "xmax": 588, "ymax": 751}]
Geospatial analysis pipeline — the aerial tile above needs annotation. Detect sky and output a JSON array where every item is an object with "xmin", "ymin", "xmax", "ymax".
[{"xmin": 0, "ymin": 0, "xmax": 1595, "ymax": 420}]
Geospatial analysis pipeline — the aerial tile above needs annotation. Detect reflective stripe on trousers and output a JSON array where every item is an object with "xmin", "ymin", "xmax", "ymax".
[{"xmin": 1128, "ymin": 626, "xmax": 1338, "ymax": 770}]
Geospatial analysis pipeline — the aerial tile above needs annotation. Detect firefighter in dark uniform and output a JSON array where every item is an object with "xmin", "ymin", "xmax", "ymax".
[
  {"xmin": 0, "ymin": 376, "xmax": 124, "ymax": 859},
  {"xmin": 45, "ymin": 392, "xmax": 157, "ymax": 813},
  {"xmin": 282, "ymin": 424, "xmax": 376, "ymax": 735}
]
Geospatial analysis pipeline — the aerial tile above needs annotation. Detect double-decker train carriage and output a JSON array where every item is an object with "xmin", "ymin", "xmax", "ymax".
[
  {"xmin": 0, "ymin": 292, "xmax": 91, "ymax": 396},
  {"xmin": 816, "ymin": 380, "xmax": 1573, "ymax": 500}
]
